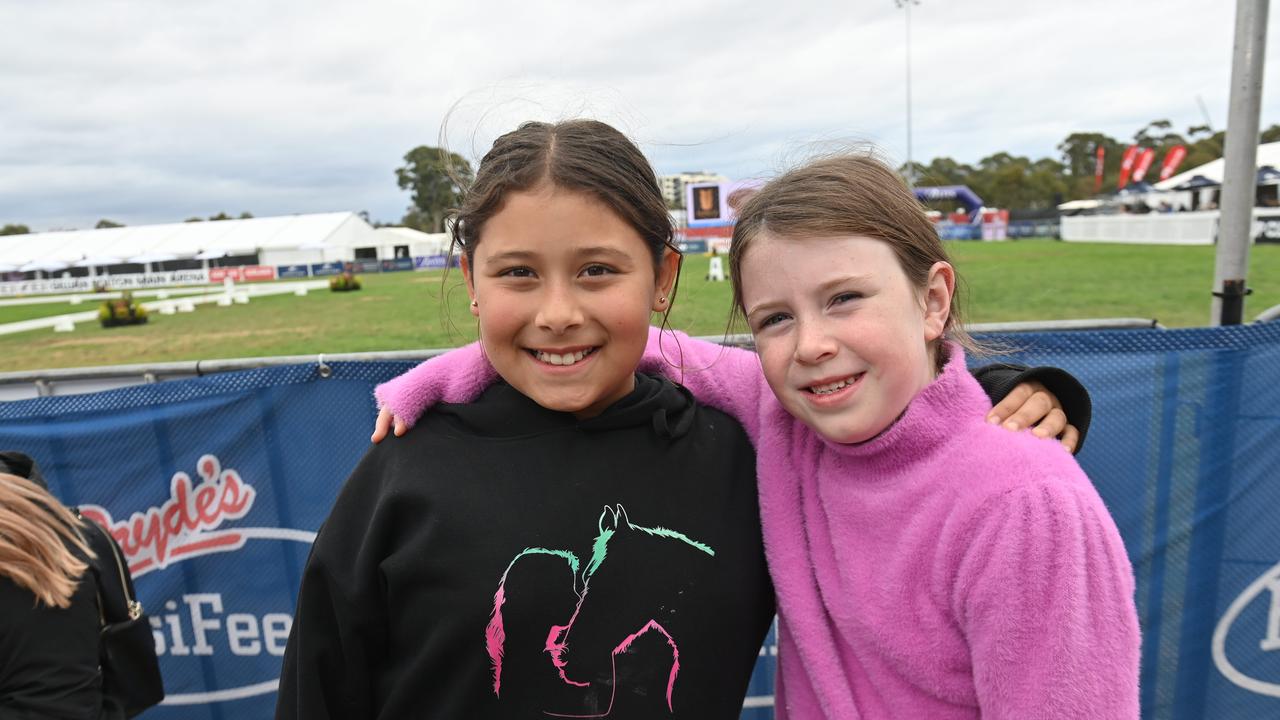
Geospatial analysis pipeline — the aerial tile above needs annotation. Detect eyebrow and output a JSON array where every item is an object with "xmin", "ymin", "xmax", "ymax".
[
  {"xmin": 483, "ymin": 250, "xmax": 537, "ymax": 266},
  {"xmin": 572, "ymin": 246, "xmax": 634, "ymax": 262},
  {"xmin": 483, "ymin": 246, "xmax": 636, "ymax": 266},
  {"xmin": 813, "ymin": 273, "xmax": 874, "ymax": 293},
  {"xmin": 744, "ymin": 273, "xmax": 874, "ymax": 319},
  {"xmin": 744, "ymin": 302, "xmax": 782, "ymax": 322}
]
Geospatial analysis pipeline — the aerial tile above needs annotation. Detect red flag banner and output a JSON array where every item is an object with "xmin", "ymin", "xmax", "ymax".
[
  {"xmin": 1131, "ymin": 148, "xmax": 1156, "ymax": 183},
  {"xmin": 1094, "ymin": 145, "xmax": 1106, "ymax": 193},
  {"xmin": 1159, "ymin": 145, "xmax": 1188, "ymax": 181},
  {"xmin": 1118, "ymin": 145, "xmax": 1140, "ymax": 189}
]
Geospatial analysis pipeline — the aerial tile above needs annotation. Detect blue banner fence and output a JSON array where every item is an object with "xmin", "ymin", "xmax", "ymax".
[{"xmin": 1, "ymin": 322, "xmax": 1279, "ymax": 719}]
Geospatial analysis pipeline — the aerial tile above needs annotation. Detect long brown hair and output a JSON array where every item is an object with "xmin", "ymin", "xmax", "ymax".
[
  {"xmin": 0, "ymin": 473, "xmax": 95, "ymax": 609},
  {"xmin": 728, "ymin": 153, "xmax": 979, "ymax": 357}
]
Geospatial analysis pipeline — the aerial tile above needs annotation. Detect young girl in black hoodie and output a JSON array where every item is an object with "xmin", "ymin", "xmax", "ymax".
[{"xmin": 277, "ymin": 120, "xmax": 1085, "ymax": 720}]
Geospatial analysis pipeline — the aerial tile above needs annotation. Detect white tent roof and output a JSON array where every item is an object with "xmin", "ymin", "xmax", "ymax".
[
  {"xmin": 0, "ymin": 212, "xmax": 378, "ymax": 266},
  {"xmin": 1057, "ymin": 199, "xmax": 1103, "ymax": 211},
  {"xmin": 373, "ymin": 226, "xmax": 451, "ymax": 254},
  {"xmin": 1155, "ymin": 141, "xmax": 1280, "ymax": 190}
]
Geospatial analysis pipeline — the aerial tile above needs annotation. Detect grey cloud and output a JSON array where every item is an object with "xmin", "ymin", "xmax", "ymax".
[{"xmin": 0, "ymin": 0, "xmax": 1274, "ymax": 230}]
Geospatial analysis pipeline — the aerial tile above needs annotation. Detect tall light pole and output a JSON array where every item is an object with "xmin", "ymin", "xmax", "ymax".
[
  {"xmin": 1212, "ymin": 0, "xmax": 1268, "ymax": 325},
  {"xmin": 896, "ymin": 0, "xmax": 919, "ymax": 186}
]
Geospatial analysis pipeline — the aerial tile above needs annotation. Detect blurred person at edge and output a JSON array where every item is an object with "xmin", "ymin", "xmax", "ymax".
[{"xmin": 0, "ymin": 452, "xmax": 117, "ymax": 720}]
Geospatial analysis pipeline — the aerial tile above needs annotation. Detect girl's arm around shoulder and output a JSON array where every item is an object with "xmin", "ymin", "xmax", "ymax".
[
  {"xmin": 952, "ymin": 471, "xmax": 1139, "ymax": 720},
  {"xmin": 637, "ymin": 326, "xmax": 773, "ymax": 443},
  {"xmin": 276, "ymin": 447, "xmax": 398, "ymax": 720},
  {"xmin": 974, "ymin": 363, "xmax": 1092, "ymax": 453},
  {"xmin": 373, "ymin": 342, "xmax": 497, "ymax": 432}
]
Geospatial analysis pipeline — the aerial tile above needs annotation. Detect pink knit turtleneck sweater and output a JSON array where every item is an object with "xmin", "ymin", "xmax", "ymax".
[{"xmin": 375, "ymin": 328, "xmax": 1140, "ymax": 719}]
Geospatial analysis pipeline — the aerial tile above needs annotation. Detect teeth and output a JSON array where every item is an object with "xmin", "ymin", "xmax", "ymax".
[
  {"xmin": 810, "ymin": 377, "xmax": 855, "ymax": 395},
  {"xmin": 535, "ymin": 348, "xmax": 595, "ymax": 366}
]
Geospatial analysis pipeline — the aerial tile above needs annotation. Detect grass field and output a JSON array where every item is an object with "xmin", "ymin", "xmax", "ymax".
[
  {"xmin": 0, "ymin": 291, "xmax": 227, "ymax": 325},
  {"xmin": 0, "ymin": 239, "xmax": 1276, "ymax": 373}
]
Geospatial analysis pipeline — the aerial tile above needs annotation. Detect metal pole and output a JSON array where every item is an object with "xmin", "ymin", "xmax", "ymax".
[
  {"xmin": 896, "ymin": 0, "xmax": 916, "ymax": 184},
  {"xmin": 1212, "ymin": 0, "xmax": 1268, "ymax": 325},
  {"xmin": 901, "ymin": 1, "xmax": 911, "ymax": 184}
]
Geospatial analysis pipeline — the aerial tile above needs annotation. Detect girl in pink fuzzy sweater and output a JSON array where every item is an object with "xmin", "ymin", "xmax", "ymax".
[{"xmin": 374, "ymin": 155, "xmax": 1140, "ymax": 719}]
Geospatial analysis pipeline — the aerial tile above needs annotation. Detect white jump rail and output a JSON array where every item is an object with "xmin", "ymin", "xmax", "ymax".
[{"xmin": 0, "ymin": 280, "xmax": 330, "ymax": 336}]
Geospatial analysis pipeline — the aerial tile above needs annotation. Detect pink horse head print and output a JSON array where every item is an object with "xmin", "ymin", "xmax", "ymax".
[{"xmin": 485, "ymin": 505, "xmax": 715, "ymax": 718}]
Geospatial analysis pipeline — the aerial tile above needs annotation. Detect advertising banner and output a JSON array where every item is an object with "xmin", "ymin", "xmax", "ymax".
[
  {"xmin": 979, "ymin": 209, "xmax": 1009, "ymax": 240},
  {"xmin": 1159, "ymin": 145, "xmax": 1189, "ymax": 181},
  {"xmin": 936, "ymin": 223, "xmax": 982, "ymax": 240},
  {"xmin": 1095, "ymin": 145, "xmax": 1107, "ymax": 193},
  {"xmin": 243, "ymin": 266, "xmax": 276, "ymax": 282},
  {"xmin": 310, "ymin": 262, "xmax": 344, "ymax": 277},
  {"xmin": 209, "ymin": 266, "xmax": 276, "ymax": 283},
  {"xmin": 1118, "ymin": 145, "xmax": 1140, "ymax": 189},
  {"xmin": 685, "ymin": 181, "xmax": 761, "ymax": 228},
  {"xmin": 1255, "ymin": 210, "xmax": 1280, "ymax": 244},
  {"xmin": 276, "ymin": 265, "xmax": 309, "ymax": 279},
  {"xmin": 1131, "ymin": 148, "xmax": 1157, "ymax": 183},
  {"xmin": 0, "ymin": 270, "xmax": 210, "ymax": 297},
  {"xmin": 3, "ymin": 322, "xmax": 1280, "ymax": 719},
  {"xmin": 0, "ymin": 365, "xmax": 380, "ymax": 718},
  {"xmin": 349, "ymin": 259, "xmax": 382, "ymax": 274},
  {"xmin": 379, "ymin": 258, "xmax": 414, "ymax": 273}
]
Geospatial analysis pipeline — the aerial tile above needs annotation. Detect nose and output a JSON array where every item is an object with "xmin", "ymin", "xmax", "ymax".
[
  {"xmin": 535, "ymin": 281, "xmax": 584, "ymax": 334},
  {"xmin": 793, "ymin": 318, "xmax": 837, "ymax": 365}
]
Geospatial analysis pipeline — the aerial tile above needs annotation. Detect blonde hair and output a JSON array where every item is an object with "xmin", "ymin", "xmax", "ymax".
[{"xmin": 0, "ymin": 473, "xmax": 96, "ymax": 609}]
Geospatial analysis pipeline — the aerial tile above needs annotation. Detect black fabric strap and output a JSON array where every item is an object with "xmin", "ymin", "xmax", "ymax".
[{"xmin": 972, "ymin": 363, "xmax": 1092, "ymax": 453}]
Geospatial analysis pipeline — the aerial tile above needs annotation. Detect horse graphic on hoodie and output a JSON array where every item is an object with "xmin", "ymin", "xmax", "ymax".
[{"xmin": 484, "ymin": 505, "xmax": 715, "ymax": 718}]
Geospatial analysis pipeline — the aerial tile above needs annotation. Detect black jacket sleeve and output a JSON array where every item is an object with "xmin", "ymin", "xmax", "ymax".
[
  {"xmin": 970, "ymin": 364, "xmax": 1092, "ymax": 453},
  {"xmin": 276, "ymin": 448, "xmax": 394, "ymax": 720}
]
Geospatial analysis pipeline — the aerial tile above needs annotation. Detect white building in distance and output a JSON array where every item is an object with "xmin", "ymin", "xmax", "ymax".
[{"xmin": 0, "ymin": 212, "xmax": 450, "ymax": 280}]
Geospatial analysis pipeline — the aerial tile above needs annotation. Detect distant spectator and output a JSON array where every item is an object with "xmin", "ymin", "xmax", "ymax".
[{"xmin": 0, "ymin": 453, "xmax": 113, "ymax": 719}]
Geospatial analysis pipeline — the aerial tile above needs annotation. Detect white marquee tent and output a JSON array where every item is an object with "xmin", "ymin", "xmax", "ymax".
[
  {"xmin": 1155, "ymin": 141, "xmax": 1280, "ymax": 190},
  {"xmin": 0, "ymin": 212, "xmax": 450, "ymax": 272}
]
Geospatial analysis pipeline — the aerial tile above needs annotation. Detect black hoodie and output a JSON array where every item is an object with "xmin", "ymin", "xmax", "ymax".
[{"xmin": 278, "ymin": 373, "xmax": 774, "ymax": 720}]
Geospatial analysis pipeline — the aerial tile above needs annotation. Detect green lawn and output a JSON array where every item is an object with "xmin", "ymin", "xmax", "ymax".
[
  {"xmin": 0, "ymin": 240, "xmax": 1275, "ymax": 373},
  {"xmin": 948, "ymin": 239, "xmax": 1279, "ymax": 328},
  {"xmin": 0, "ymin": 301, "xmax": 95, "ymax": 325}
]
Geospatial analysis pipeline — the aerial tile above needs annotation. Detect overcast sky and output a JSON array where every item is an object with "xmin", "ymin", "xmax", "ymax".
[{"xmin": 2, "ymin": 0, "xmax": 1276, "ymax": 231}]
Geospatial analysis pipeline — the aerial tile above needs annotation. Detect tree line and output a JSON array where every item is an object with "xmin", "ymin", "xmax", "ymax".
[
  {"xmin": 7, "ymin": 120, "xmax": 1277, "ymax": 237},
  {"xmin": 393, "ymin": 120, "xmax": 1280, "ymax": 228},
  {"xmin": 905, "ymin": 120, "xmax": 1280, "ymax": 212},
  {"xmin": 0, "ymin": 212, "xmax": 256, "ymax": 236}
]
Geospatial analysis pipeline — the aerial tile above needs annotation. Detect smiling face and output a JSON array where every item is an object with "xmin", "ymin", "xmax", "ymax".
[
  {"xmin": 461, "ymin": 184, "xmax": 678, "ymax": 418},
  {"xmin": 740, "ymin": 232, "xmax": 953, "ymax": 444}
]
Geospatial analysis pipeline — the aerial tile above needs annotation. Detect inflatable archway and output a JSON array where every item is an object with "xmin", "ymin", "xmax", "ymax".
[{"xmin": 914, "ymin": 185, "xmax": 984, "ymax": 220}]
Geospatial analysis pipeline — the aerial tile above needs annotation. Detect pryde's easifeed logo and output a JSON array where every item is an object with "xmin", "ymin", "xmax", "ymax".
[
  {"xmin": 81, "ymin": 455, "xmax": 256, "ymax": 577},
  {"xmin": 1213, "ymin": 561, "xmax": 1280, "ymax": 698},
  {"xmin": 81, "ymin": 454, "xmax": 317, "ymax": 707}
]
